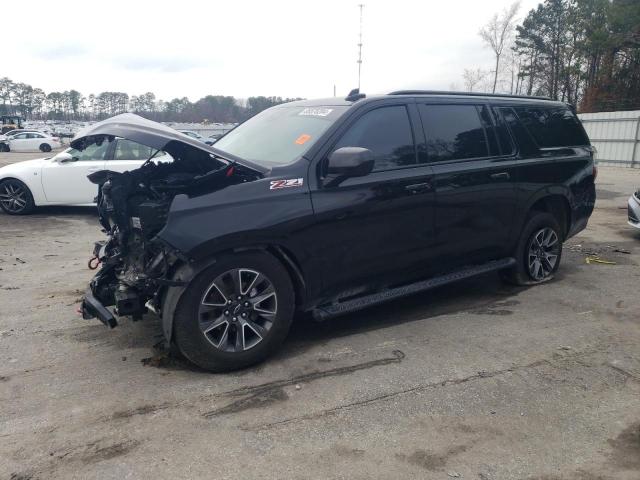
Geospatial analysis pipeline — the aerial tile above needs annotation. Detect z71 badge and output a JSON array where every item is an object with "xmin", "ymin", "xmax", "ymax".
[{"xmin": 270, "ymin": 178, "xmax": 304, "ymax": 190}]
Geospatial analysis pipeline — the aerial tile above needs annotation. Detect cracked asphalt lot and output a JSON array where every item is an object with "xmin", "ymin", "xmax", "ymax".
[{"xmin": 1, "ymin": 157, "xmax": 639, "ymax": 479}]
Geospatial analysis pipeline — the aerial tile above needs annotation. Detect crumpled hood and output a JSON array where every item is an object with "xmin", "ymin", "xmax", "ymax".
[{"xmin": 71, "ymin": 113, "xmax": 267, "ymax": 175}]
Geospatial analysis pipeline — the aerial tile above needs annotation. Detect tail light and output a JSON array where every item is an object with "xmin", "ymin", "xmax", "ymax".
[
  {"xmin": 593, "ymin": 164, "xmax": 598, "ymax": 181},
  {"xmin": 52, "ymin": 137, "xmax": 60, "ymax": 142}
]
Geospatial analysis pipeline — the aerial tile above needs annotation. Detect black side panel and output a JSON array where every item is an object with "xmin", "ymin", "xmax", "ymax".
[
  {"xmin": 417, "ymin": 102, "xmax": 519, "ymax": 269},
  {"xmin": 156, "ymin": 160, "xmax": 321, "ymax": 300},
  {"xmin": 495, "ymin": 106, "xmax": 595, "ymax": 243}
]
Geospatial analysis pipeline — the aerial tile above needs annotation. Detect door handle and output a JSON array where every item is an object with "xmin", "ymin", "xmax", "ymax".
[
  {"xmin": 404, "ymin": 182, "xmax": 432, "ymax": 193},
  {"xmin": 490, "ymin": 172, "xmax": 510, "ymax": 180}
]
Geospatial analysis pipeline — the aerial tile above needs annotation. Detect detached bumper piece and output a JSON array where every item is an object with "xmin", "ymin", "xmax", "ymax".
[{"xmin": 81, "ymin": 290, "xmax": 118, "ymax": 329}]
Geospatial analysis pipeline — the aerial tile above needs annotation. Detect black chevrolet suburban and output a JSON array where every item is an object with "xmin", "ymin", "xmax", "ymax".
[{"xmin": 78, "ymin": 90, "xmax": 596, "ymax": 372}]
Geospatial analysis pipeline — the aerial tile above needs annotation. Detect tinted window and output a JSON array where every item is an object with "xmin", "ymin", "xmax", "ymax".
[
  {"xmin": 477, "ymin": 105, "xmax": 499, "ymax": 155},
  {"xmin": 513, "ymin": 106, "xmax": 589, "ymax": 147},
  {"xmin": 491, "ymin": 107, "xmax": 516, "ymax": 155},
  {"xmin": 333, "ymin": 105, "xmax": 415, "ymax": 171},
  {"xmin": 498, "ymin": 107, "xmax": 538, "ymax": 156},
  {"xmin": 113, "ymin": 139, "xmax": 155, "ymax": 161},
  {"xmin": 419, "ymin": 104, "xmax": 489, "ymax": 162}
]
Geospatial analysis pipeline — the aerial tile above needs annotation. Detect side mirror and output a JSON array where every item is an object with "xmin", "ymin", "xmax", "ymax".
[
  {"xmin": 55, "ymin": 152, "xmax": 75, "ymax": 163},
  {"xmin": 327, "ymin": 147, "xmax": 374, "ymax": 178}
]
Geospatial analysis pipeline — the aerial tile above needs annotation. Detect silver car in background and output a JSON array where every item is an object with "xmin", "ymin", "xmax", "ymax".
[{"xmin": 629, "ymin": 188, "xmax": 640, "ymax": 228}]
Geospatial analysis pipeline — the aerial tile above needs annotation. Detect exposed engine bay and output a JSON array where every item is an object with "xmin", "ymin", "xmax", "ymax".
[{"xmin": 77, "ymin": 116, "xmax": 263, "ymax": 328}]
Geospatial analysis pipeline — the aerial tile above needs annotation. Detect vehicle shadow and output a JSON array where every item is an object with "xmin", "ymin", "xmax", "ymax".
[
  {"xmin": 34, "ymin": 206, "xmax": 97, "ymax": 217},
  {"xmin": 275, "ymin": 272, "xmax": 525, "ymax": 362},
  {"xmin": 129, "ymin": 272, "xmax": 525, "ymax": 374}
]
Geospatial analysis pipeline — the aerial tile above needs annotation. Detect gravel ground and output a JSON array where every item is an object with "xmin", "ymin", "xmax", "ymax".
[{"xmin": 1, "ymin": 151, "xmax": 639, "ymax": 480}]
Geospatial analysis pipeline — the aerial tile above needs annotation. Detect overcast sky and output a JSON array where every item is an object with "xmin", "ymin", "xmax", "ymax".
[{"xmin": 7, "ymin": 0, "xmax": 541, "ymax": 101}]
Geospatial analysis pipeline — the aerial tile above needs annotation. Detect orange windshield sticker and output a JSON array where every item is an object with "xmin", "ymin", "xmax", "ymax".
[{"xmin": 295, "ymin": 134, "xmax": 312, "ymax": 145}]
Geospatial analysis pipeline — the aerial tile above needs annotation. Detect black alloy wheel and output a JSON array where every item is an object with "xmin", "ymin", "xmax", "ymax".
[
  {"xmin": 198, "ymin": 268, "xmax": 278, "ymax": 352},
  {"xmin": 526, "ymin": 227, "xmax": 561, "ymax": 281},
  {"xmin": 0, "ymin": 179, "xmax": 35, "ymax": 214}
]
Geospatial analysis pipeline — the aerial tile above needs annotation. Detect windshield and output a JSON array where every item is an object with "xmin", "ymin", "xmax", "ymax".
[{"xmin": 214, "ymin": 105, "xmax": 348, "ymax": 167}]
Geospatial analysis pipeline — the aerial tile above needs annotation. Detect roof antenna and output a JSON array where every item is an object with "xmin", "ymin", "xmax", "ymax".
[{"xmin": 345, "ymin": 88, "xmax": 366, "ymax": 102}]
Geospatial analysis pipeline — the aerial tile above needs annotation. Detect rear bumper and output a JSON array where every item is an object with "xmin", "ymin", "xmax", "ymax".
[
  {"xmin": 81, "ymin": 289, "xmax": 118, "ymax": 328},
  {"xmin": 629, "ymin": 194, "xmax": 640, "ymax": 229}
]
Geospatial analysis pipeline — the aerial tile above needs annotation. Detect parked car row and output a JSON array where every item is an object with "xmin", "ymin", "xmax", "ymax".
[
  {"xmin": 0, "ymin": 129, "xmax": 62, "ymax": 152},
  {"xmin": 179, "ymin": 130, "xmax": 221, "ymax": 146}
]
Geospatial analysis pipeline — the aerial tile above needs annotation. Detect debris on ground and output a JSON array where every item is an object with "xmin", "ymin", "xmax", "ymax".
[
  {"xmin": 585, "ymin": 255, "xmax": 616, "ymax": 265},
  {"xmin": 447, "ymin": 472, "xmax": 461, "ymax": 478},
  {"xmin": 613, "ymin": 248, "xmax": 631, "ymax": 254},
  {"xmin": 15, "ymin": 257, "xmax": 26, "ymax": 264}
]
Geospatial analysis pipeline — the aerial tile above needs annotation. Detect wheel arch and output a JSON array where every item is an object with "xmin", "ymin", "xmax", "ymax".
[
  {"xmin": 528, "ymin": 194, "xmax": 572, "ymax": 240},
  {"xmin": 0, "ymin": 175, "xmax": 40, "ymax": 209},
  {"xmin": 160, "ymin": 243, "xmax": 307, "ymax": 343},
  {"xmin": 515, "ymin": 186, "xmax": 573, "ymax": 241}
]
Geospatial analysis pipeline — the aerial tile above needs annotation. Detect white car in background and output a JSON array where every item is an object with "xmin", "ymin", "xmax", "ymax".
[
  {"xmin": 0, "ymin": 129, "xmax": 50, "ymax": 150},
  {"xmin": 5, "ymin": 132, "xmax": 61, "ymax": 152},
  {"xmin": 0, "ymin": 138, "xmax": 172, "ymax": 214}
]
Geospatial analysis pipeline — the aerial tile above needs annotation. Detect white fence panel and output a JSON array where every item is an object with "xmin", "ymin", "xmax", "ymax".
[{"xmin": 578, "ymin": 110, "xmax": 640, "ymax": 167}]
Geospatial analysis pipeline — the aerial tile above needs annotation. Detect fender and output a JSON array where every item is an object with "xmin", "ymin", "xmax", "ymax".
[{"xmin": 160, "ymin": 257, "xmax": 218, "ymax": 342}]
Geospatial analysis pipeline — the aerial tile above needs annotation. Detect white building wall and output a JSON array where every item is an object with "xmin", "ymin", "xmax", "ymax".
[{"xmin": 578, "ymin": 110, "xmax": 640, "ymax": 167}]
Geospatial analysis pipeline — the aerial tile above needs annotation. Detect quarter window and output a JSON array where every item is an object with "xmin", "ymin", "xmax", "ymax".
[
  {"xmin": 419, "ymin": 104, "xmax": 489, "ymax": 162},
  {"xmin": 333, "ymin": 105, "xmax": 416, "ymax": 171},
  {"xmin": 512, "ymin": 106, "xmax": 589, "ymax": 148}
]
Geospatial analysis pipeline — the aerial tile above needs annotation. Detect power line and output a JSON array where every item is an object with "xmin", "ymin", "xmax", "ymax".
[{"xmin": 357, "ymin": 4, "xmax": 364, "ymax": 90}]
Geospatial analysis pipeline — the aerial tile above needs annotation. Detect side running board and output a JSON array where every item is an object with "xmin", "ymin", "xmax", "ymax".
[{"xmin": 313, "ymin": 257, "xmax": 516, "ymax": 321}]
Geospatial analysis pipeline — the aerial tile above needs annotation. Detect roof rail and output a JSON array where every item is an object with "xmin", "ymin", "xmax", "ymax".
[{"xmin": 388, "ymin": 90, "xmax": 552, "ymax": 101}]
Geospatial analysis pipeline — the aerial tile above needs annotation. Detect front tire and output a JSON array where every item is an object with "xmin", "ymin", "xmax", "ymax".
[
  {"xmin": 501, "ymin": 212, "xmax": 563, "ymax": 286},
  {"xmin": 39, "ymin": 143, "xmax": 52, "ymax": 152},
  {"xmin": 173, "ymin": 252, "xmax": 295, "ymax": 372},
  {"xmin": 0, "ymin": 179, "xmax": 35, "ymax": 215},
  {"xmin": 0, "ymin": 143, "xmax": 9, "ymax": 152}
]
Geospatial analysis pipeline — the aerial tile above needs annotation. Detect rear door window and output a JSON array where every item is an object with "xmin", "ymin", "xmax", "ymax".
[
  {"xmin": 512, "ymin": 106, "xmax": 589, "ymax": 147},
  {"xmin": 419, "ymin": 104, "xmax": 489, "ymax": 162},
  {"xmin": 491, "ymin": 107, "xmax": 516, "ymax": 156},
  {"xmin": 333, "ymin": 105, "xmax": 416, "ymax": 171}
]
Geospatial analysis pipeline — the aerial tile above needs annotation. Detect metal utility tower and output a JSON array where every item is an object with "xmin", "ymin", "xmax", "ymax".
[{"xmin": 357, "ymin": 4, "xmax": 364, "ymax": 90}]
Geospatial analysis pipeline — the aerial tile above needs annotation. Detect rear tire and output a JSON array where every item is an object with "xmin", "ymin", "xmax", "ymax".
[
  {"xmin": 501, "ymin": 212, "xmax": 563, "ymax": 286},
  {"xmin": 39, "ymin": 143, "xmax": 52, "ymax": 152},
  {"xmin": 173, "ymin": 251, "xmax": 295, "ymax": 372},
  {"xmin": 0, "ymin": 179, "xmax": 35, "ymax": 215}
]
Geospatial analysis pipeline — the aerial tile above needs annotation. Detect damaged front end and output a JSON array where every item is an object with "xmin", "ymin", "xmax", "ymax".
[{"xmin": 78, "ymin": 114, "xmax": 264, "ymax": 329}]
